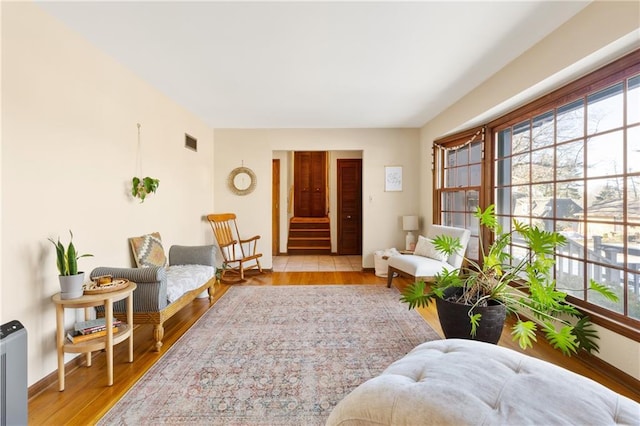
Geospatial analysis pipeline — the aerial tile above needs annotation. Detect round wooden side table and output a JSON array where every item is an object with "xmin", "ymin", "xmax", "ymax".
[{"xmin": 52, "ymin": 281, "xmax": 136, "ymax": 391}]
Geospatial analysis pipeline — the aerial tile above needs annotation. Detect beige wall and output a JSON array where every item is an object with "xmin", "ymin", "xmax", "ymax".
[
  {"xmin": 1, "ymin": 3, "xmax": 215, "ymax": 386},
  {"xmin": 419, "ymin": 1, "xmax": 640, "ymax": 379},
  {"xmin": 213, "ymin": 129, "xmax": 421, "ymax": 268}
]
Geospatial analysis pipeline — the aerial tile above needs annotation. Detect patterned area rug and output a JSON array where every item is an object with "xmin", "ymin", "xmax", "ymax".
[{"xmin": 99, "ymin": 285, "xmax": 440, "ymax": 425}]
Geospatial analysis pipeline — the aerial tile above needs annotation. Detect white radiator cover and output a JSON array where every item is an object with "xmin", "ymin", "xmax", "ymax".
[{"xmin": 0, "ymin": 320, "xmax": 28, "ymax": 426}]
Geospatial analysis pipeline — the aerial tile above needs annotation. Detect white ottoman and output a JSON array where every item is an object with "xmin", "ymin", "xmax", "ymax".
[{"xmin": 327, "ymin": 339, "xmax": 640, "ymax": 425}]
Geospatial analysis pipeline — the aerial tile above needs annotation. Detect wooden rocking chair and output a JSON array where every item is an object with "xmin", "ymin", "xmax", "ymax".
[{"xmin": 207, "ymin": 213, "xmax": 263, "ymax": 282}]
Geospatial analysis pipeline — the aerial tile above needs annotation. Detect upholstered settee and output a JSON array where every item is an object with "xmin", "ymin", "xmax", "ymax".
[
  {"xmin": 327, "ymin": 339, "xmax": 640, "ymax": 426},
  {"xmin": 91, "ymin": 234, "xmax": 217, "ymax": 352},
  {"xmin": 387, "ymin": 224, "xmax": 471, "ymax": 288}
]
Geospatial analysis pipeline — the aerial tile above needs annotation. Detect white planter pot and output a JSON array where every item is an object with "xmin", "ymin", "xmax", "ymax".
[{"xmin": 59, "ymin": 272, "xmax": 85, "ymax": 299}]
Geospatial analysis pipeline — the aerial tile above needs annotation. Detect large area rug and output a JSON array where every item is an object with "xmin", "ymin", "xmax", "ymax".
[{"xmin": 99, "ymin": 285, "xmax": 440, "ymax": 425}]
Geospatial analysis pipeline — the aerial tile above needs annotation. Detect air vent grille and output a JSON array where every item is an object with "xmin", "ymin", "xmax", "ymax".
[{"xmin": 185, "ymin": 133, "xmax": 197, "ymax": 152}]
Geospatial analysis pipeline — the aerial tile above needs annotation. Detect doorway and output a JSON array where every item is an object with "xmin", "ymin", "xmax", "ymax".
[
  {"xmin": 337, "ymin": 158, "xmax": 362, "ymax": 255},
  {"xmin": 293, "ymin": 151, "xmax": 327, "ymax": 217},
  {"xmin": 273, "ymin": 150, "xmax": 363, "ymax": 260},
  {"xmin": 272, "ymin": 159, "xmax": 280, "ymax": 255}
]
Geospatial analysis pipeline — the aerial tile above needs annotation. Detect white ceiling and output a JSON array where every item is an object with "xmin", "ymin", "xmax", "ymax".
[{"xmin": 36, "ymin": 1, "xmax": 591, "ymax": 129}]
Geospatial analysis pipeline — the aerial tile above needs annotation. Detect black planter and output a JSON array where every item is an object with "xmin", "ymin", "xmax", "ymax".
[{"xmin": 435, "ymin": 289, "xmax": 507, "ymax": 344}]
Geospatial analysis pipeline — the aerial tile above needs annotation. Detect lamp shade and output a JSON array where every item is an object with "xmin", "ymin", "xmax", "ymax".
[{"xmin": 402, "ymin": 215, "xmax": 419, "ymax": 231}]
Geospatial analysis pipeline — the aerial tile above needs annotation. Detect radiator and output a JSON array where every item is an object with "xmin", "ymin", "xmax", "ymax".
[{"xmin": 0, "ymin": 320, "xmax": 28, "ymax": 426}]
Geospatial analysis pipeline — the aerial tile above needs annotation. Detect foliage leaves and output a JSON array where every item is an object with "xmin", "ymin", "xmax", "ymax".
[
  {"xmin": 47, "ymin": 230, "xmax": 93, "ymax": 276},
  {"xmin": 400, "ymin": 204, "xmax": 619, "ymax": 356},
  {"xmin": 132, "ymin": 176, "xmax": 160, "ymax": 203}
]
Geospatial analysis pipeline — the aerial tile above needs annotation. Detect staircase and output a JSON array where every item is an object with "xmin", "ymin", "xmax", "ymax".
[{"xmin": 287, "ymin": 217, "xmax": 331, "ymax": 255}]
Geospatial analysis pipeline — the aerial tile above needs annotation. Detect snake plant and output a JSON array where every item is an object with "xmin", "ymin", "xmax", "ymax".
[{"xmin": 48, "ymin": 230, "xmax": 93, "ymax": 276}]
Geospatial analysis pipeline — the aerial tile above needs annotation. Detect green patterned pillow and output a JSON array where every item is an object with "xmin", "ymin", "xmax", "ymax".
[{"xmin": 129, "ymin": 232, "xmax": 167, "ymax": 268}]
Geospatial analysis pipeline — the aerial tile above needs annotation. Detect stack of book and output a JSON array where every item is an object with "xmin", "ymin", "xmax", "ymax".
[{"xmin": 66, "ymin": 318, "xmax": 123, "ymax": 343}]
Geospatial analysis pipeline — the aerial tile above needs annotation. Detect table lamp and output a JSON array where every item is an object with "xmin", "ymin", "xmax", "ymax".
[{"xmin": 403, "ymin": 215, "xmax": 419, "ymax": 251}]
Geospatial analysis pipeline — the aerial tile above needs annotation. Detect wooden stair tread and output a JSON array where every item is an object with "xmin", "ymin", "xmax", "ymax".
[
  {"xmin": 288, "ymin": 216, "xmax": 331, "ymax": 255},
  {"xmin": 290, "ymin": 217, "xmax": 329, "ymax": 223}
]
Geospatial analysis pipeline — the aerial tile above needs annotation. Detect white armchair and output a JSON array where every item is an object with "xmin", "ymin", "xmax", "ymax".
[{"xmin": 387, "ymin": 224, "xmax": 471, "ymax": 288}]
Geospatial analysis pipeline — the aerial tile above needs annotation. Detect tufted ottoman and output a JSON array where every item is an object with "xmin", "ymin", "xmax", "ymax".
[{"xmin": 327, "ymin": 339, "xmax": 640, "ymax": 426}]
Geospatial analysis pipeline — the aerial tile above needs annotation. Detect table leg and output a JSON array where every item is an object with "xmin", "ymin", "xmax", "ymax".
[
  {"xmin": 55, "ymin": 305, "xmax": 65, "ymax": 391},
  {"xmin": 127, "ymin": 292, "xmax": 134, "ymax": 362},
  {"xmin": 105, "ymin": 298, "xmax": 114, "ymax": 386},
  {"xmin": 84, "ymin": 307, "xmax": 92, "ymax": 367}
]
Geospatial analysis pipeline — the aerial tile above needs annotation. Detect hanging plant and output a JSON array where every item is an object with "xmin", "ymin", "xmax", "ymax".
[
  {"xmin": 131, "ymin": 176, "xmax": 160, "ymax": 203},
  {"xmin": 131, "ymin": 123, "xmax": 160, "ymax": 203}
]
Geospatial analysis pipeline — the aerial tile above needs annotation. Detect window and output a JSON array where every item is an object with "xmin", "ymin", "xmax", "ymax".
[
  {"xmin": 434, "ymin": 49, "xmax": 640, "ymax": 336},
  {"xmin": 433, "ymin": 129, "xmax": 484, "ymax": 263}
]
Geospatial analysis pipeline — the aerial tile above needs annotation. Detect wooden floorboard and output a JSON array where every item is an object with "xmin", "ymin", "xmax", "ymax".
[{"xmin": 28, "ymin": 271, "xmax": 640, "ymax": 425}]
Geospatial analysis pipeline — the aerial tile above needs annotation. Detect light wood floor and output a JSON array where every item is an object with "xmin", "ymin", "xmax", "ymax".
[{"xmin": 28, "ymin": 271, "xmax": 640, "ymax": 425}]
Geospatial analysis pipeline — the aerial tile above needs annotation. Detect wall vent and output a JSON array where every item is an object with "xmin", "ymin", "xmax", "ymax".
[{"xmin": 185, "ymin": 133, "xmax": 197, "ymax": 152}]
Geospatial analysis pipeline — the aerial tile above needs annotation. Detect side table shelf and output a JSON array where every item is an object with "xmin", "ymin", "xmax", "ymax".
[
  {"xmin": 63, "ymin": 324, "xmax": 131, "ymax": 353},
  {"xmin": 52, "ymin": 281, "xmax": 137, "ymax": 391}
]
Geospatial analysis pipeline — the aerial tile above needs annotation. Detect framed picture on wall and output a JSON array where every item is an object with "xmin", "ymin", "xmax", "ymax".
[{"xmin": 384, "ymin": 166, "xmax": 402, "ymax": 192}]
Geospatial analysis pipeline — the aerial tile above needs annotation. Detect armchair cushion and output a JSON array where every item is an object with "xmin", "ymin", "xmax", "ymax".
[
  {"xmin": 169, "ymin": 244, "xmax": 218, "ymax": 267},
  {"xmin": 166, "ymin": 265, "xmax": 215, "ymax": 303},
  {"xmin": 388, "ymin": 254, "xmax": 454, "ymax": 279},
  {"xmin": 413, "ymin": 236, "xmax": 447, "ymax": 262},
  {"xmin": 129, "ymin": 232, "xmax": 167, "ymax": 268}
]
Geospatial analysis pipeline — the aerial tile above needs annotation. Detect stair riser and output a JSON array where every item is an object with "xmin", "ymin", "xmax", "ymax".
[
  {"xmin": 289, "ymin": 230, "xmax": 330, "ymax": 238},
  {"xmin": 289, "ymin": 223, "xmax": 330, "ymax": 230},
  {"xmin": 288, "ymin": 240, "xmax": 331, "ymax": 248},
  {"xmin": 287, "ymin": 248, "xmax": 331, "ymax": 255}
]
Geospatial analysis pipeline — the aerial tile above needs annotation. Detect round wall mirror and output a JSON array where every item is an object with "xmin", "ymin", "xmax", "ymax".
[{"xmin": 228, "ymin": 166, "xmax": 257, "ymax": 195}]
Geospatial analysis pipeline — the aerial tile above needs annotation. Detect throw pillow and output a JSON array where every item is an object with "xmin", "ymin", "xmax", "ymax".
[
  {"xmin": 413, "ymin": 235, "xmax": 448, "ymax": 262},
  {"xmin": 129, "ymin": 232, "xmax": 167, "ymax": 268}
]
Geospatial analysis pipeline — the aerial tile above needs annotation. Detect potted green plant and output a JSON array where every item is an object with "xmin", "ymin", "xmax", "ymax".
[
  {"xmin": 401, "ymin": 205, "xmax": 618, "ymax": 356},
  {"xmin": 131, "ymin": 176, "xmax": 160, "ymax": 203},
  {"xmin": 48, "ymin": 230, "xmax": 93, "ymax": 299}
]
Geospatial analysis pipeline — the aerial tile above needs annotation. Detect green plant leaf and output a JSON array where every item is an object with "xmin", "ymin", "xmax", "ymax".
[
  {"xmin": 542, "ymin": 322, "xmax": 579, "ymax": 356},
  {"xmin": 431, "ymin": 234, "xmax": 463, "ymax": 258},
  {"xmin": 67, "ymin": 240, "xmax": 78, "ymax": 276},
  {"xmin": 588, "ymin": 279, "xmax": 619, "ymax": 302},
  {"xmin": 475, "ymin": 205, "xmax": 499, "ymax": 231},
  {"xmin": 399, "ymin": 280, "xmax": 435, "ymax": 310},
  {"xmin": 48, "ymin": 237, "xmax": 66, "ymax": 276},
  {"xmin": 469, "ymin": 313, "xmax": 482, "ymax": 337},
  {"xmin": 132, "ymin": 177, "xmax": 141, "ymax": 196},
  {"xmin": 143, "ymin": 177, "xmax": 159, "ymax": 193},
  {"xmin": 571, "ymin": 316, "xmax": 600, "ymax": 354},
  {"xmin": 511, "ymin": 320, "xmax": 537, "ymax": 350}
]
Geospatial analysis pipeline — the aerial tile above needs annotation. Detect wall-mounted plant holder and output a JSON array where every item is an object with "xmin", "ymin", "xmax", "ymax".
[
  {"xmin": 131, "ymin": 176, "xmax": 160, "ymax": 203},
  {"xmin": 131, "ymin": 123, "xmax": 160, "ymax": 203}
]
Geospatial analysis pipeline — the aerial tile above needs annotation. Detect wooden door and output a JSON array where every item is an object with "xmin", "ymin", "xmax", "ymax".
[
  {"xmin": 337, "ymin": 159, "xmax": 362, "ymax": 255},
  {"xmin": 294, "ymin": 151, "xmax": 327, "ymax": 217},
  {"xmin": 272, "ymin": 159, "xmax": 280, "ymax": 255}
]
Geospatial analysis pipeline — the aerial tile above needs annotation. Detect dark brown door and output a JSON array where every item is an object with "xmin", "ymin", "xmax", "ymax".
[
  {"xmin": 272, "ymin": 159, "xmax": 280, "ymax": 255},
  {"xmin": 294, "ymin": 151, "xmax": 327, "ymax": 217},
  {"xmin": 337, "ymin": 158, "xmax": 362, "ymax": 255}
]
